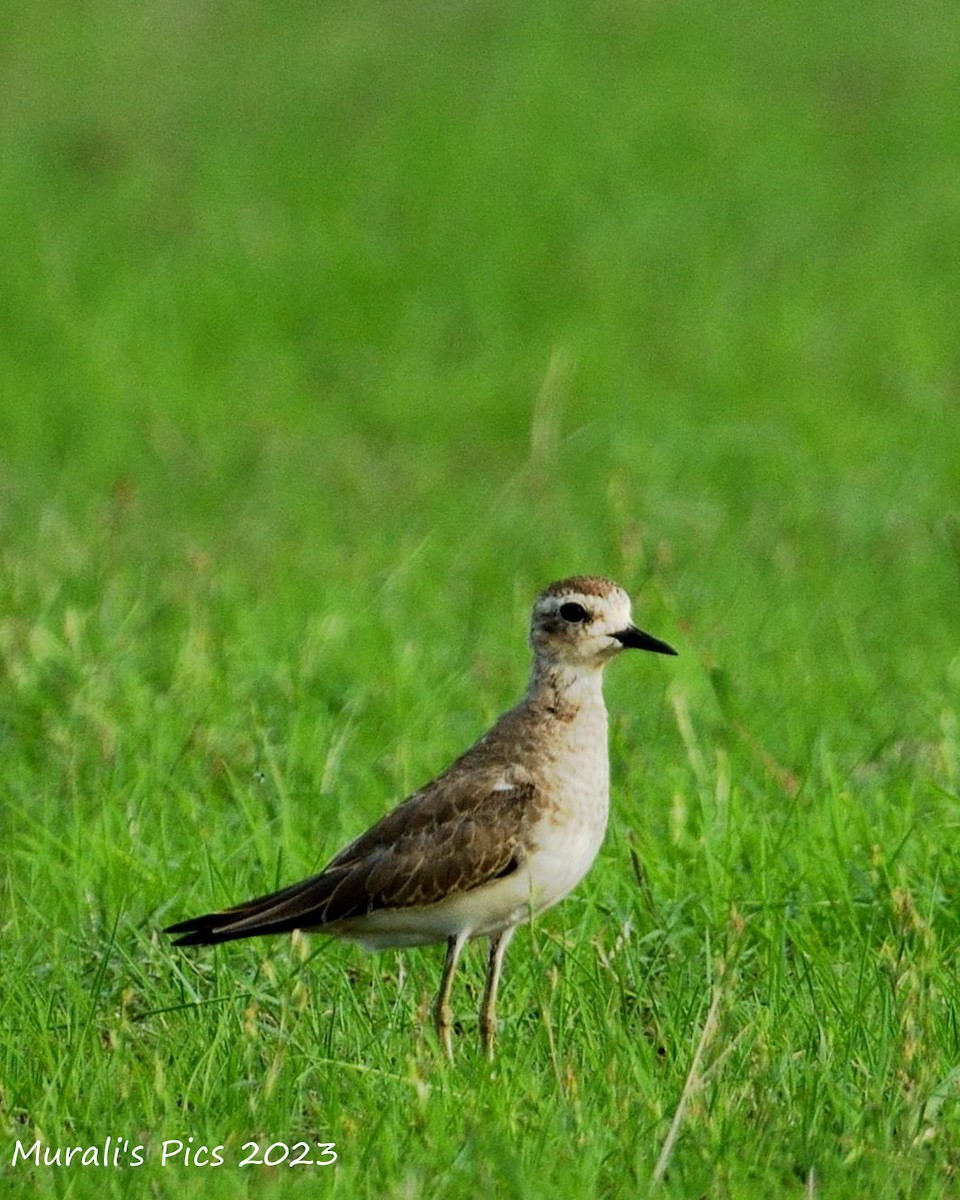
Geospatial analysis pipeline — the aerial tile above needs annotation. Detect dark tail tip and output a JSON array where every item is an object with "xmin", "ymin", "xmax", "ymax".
[{"xmin": 164, "ymin": 914, "xmax": 229, "ymax": 947}]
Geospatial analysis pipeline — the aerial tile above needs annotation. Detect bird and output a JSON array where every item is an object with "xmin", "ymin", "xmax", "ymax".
[{"xmin": 165, "ymin": 575, "xmax": 677, "ymax": 1057}]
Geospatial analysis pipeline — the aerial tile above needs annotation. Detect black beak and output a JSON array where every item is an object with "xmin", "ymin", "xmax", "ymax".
[{"xmin": 613, "ymin": 625, "xmax": 677, "ymax": 656}]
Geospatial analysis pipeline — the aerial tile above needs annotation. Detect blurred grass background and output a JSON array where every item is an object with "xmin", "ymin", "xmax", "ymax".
[{"xmin": 2, "ymin": 1, "xmax": 959, "ymax": 1197}]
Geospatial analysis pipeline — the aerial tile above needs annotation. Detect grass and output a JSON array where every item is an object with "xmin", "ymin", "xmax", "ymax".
[{"xmin": 2, "ymin": 0, "xmax": 960, "ymax": 1195}]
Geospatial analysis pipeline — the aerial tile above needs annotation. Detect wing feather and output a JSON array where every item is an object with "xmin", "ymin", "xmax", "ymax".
[{"xmin": 165, "ymin": 777, "xmax": 535, "ymax": 946}]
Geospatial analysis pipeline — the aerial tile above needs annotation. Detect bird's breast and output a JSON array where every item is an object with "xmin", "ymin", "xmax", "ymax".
[{"xmin": 522, "ymin": 703, "xmax": 611, "ymax": 914}]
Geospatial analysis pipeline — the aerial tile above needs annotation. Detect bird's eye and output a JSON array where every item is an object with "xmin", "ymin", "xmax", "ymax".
[{"xmin": 559, "ymin": 602, "xmax": 589, "ymax": 624}]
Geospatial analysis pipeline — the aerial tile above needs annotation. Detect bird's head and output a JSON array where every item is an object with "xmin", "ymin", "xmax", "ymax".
[{"xmin": 530, "ymin": 575, "xmax": 677, "ymax": 670}]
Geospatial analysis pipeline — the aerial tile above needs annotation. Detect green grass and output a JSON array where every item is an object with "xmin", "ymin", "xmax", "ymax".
[{"xmin": 2, "ymin": 0, "xmax": 960, "ymax": 1195}]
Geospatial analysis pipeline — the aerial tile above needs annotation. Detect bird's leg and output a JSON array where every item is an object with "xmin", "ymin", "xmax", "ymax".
[
  {"xmin": 479, "ymin": 926, "xmax": 516, "ymax": 1059},
  {"xmin": 434, "ymin": 932, "xmax": 467, "ymax": 1059}
]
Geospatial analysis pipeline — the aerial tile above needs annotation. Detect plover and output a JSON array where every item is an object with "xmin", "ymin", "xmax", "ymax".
[{"xmin": 165, "ymin": 575, "xmax": 676, "ymax": 1056}]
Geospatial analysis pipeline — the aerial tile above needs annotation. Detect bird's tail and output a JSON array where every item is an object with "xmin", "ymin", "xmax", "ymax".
[{"xmin": 164, "ymin": 870, "xmax": 346, "ymax": 946}]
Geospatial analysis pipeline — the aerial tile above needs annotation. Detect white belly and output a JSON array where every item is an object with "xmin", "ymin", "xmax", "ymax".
[{"xmin": 523, "ymin": 800, "xmax": 609, "ymax": 915}]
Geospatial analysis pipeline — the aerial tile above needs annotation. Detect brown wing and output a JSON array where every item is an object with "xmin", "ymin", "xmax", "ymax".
[{"xmin": 165, "ymin": 776, "xmax": 535, "ymax": 946}]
